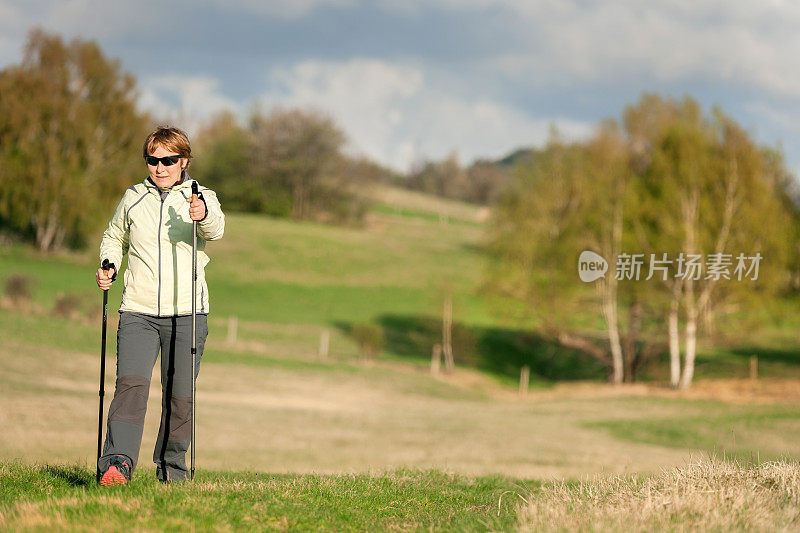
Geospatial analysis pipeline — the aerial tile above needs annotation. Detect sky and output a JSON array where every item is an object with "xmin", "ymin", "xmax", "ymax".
[{"xmin": 1, "ymin": 0, "xmax": 799, "ymax": 174}]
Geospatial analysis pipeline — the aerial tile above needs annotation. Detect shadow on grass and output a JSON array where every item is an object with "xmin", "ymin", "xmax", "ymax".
[
  {"xmin": 41, "ymin": 464, "xmax": 92, "ymax": 487},
  {"xmin": 727, "ymin": 346, "xmax": 800, "ymax": 365},
  {"xmin": 639, "ymin": 344, "xmax": 800, "ymax": 381},
  {"xmin": 336, "ymin": 314, "xmax": 608, "ymax": 383}
]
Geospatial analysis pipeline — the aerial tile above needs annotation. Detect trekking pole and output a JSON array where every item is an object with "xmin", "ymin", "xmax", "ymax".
[
  {"xmin": 191, "ymin": 181, "xmax": 199, "ymax": 481},
  {"xmin": 96, "ymin": 258, "xmax": 112, "ymax": 482}
]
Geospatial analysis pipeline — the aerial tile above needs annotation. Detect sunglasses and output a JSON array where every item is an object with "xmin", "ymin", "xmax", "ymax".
[{"xmin": 145, "ymin": 155, "xmax": 182, "ymax": 167}]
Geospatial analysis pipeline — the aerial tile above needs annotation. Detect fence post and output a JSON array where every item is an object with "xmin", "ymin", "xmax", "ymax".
[
  {"xmin": 227, "ymin": 316, "xmax": 238, "ymax": 344},
  {"xmin": 442, "ymin": 295, "xmax": 454, "ymax": 372},
  {"xmin": 431, "ymin": 343, "xmax": 442, "ymax": 375},
  {"xmin": 319, "ymin": 329, "xmax": 330, "ymax": 360},
  {"xmin": 519, "ymin": 365, "xmax": 530, "ymax": 396}
]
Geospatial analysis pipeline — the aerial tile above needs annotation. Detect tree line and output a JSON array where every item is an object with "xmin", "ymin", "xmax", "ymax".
[
  {"xmin": 0, "ymin": 29, "xmax": 518, "ymax": 251},
  {"xmin": 0, "ymin": 30, "xmax": 383, "ymax": 251}
]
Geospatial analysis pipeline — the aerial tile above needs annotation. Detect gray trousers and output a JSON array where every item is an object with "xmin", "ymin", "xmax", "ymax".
[{"xmin": 98, "ymin": 311, "xmax": 208, "ymax": 481}]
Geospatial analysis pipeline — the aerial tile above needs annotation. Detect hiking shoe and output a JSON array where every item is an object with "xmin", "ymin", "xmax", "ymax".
[{"xmin": 100, "ymin": 456, "xmax": 132, "ymax": 486}]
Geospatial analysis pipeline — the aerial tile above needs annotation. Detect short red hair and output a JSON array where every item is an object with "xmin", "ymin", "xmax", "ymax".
[{"xmin": 142, "ymin": 126, "xmax": 192, "ymax": 168}]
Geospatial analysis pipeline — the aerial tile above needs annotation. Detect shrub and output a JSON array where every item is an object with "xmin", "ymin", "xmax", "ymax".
[
  {"xmin": 53, "ymin": 293, "xmax": 84, "ymax": 320},
  {"xmin": 351, "ymin": 323, "xmax": 385, "ymax": 360},
  {"xmin": 4, "ymin": 274, "xmax": 33, "ymax": 305}
]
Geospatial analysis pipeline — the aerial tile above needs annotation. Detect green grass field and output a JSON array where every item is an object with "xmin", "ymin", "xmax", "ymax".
[{"xmin": 0, "ymin": 463, "xmax": 531, "ymax": 531}]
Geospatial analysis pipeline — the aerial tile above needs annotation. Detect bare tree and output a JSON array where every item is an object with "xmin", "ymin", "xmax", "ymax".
[{"xmin": 194, "ymin": 107, "xmax": 370, "ymax": 224}]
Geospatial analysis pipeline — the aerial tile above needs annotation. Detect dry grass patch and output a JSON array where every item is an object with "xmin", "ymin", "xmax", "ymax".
[
  {"xmin": 517, "ymin": 457, "xmax": 800, "ymax": 532},
  {"xmin": 520, "ymin": 379, "xmax": 800, "ymax": 406},
  {"xmin": 666, "ymin": 378, "xmax": 800, "ymax": 405}
]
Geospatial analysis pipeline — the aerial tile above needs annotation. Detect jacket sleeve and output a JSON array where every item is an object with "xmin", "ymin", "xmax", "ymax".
[
  {"xmin": 198, "ymin": 188, "xmax": 225, "ymax": 241},
  {"xmin": 99, "ymin": 192, "xmax": 130, "ymax": 269}
]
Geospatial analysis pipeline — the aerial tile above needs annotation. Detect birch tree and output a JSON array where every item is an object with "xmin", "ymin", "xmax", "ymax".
[
  {"xmin": 486, "ymin": 95, "xmax": 796, "ymax": 386},
  {"xmin": 625, "ymin": 95, "xmax": 795, "ymax": 388},
  {"xmin": 487, "ymin": 126, "xmax": 662, "ymax": 383},
  {"xmin": 0, "ymin": 29, "xmax": 148, "ymax": 250}
]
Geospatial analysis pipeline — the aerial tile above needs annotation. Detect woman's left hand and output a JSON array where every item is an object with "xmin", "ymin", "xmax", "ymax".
[{"xmin": 188, "ymin": 196, "xmax": 205, "ymax": 221}]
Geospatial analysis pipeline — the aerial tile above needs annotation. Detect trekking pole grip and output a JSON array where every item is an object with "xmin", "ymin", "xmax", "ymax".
[
  {"xmin": 102, "ymin": 259, "xmax": 110, "ymax": 291},
  {"xmin": 101, "ymin": 258, "xmax": 116, "ymax": 286}
]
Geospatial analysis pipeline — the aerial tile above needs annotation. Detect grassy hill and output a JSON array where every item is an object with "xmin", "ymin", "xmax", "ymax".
[
  {"xmin": 2, "ymin": 186, "xmax": 800, "ymax": 476},
  {"xmin": 2, "ymin": 185, "xmax": 799, "ymax": 384},
  {"xmin": 0, "ymin": 185, "xmax": 604, "ymax": 386}
]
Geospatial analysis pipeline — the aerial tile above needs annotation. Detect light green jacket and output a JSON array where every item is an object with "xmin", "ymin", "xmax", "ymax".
[{"xmin": 100, "ymin": 176, "xmax": 225, "ymax": 316}]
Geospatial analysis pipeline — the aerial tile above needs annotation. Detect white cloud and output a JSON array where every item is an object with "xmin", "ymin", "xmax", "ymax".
[
  {"xmin": 138, "ymin": 75, "xmax": 240, "ymax": 134},
  {"xmin": 480, "ymin": 0, "xmax": 800, "ymax": 100},
  {"xmin": 375, "ymin": 0, "xmax": 800, "ymax": 102},
  {"xmin": 259, "ymin": 58, "xmax": 592, "ymax": 171}
]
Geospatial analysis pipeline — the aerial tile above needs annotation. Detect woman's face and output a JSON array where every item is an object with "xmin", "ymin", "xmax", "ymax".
[{"xmin": 147, "ymin": 143, "xmax": 186, "ymax": 188}]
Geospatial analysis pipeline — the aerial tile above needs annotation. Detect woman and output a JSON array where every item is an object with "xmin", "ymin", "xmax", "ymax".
[{"xmin": 95, "ymin": 126, "xmax": 225, "ymax": 485}]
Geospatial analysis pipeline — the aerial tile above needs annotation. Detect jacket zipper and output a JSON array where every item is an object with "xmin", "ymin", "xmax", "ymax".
[{"xmin": 157, "ymin": 190, "xmax": 167, "ymax": 317}]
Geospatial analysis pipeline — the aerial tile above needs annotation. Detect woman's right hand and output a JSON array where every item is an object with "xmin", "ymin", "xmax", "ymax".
[{"xmin": 96, "ymin": 267, "xmax": 116, "ymax": 290}]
